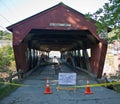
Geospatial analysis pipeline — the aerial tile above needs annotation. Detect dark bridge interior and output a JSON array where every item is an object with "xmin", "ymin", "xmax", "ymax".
[{"xmin": 24, "ymin": 29, "xmax": 98, "ymax": 52}]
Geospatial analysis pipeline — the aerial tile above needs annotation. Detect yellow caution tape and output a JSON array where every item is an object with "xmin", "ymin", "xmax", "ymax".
[
  {"xmin": 75, "ymin": 81, "xmax": 120, "ymax": 88},
  {"xmin": 56, "ymin": 82, "xmax": 120, "ymax": 90},
  {"xmin": 0, "ymin": 81, "xmax": 43, "ymax": 88},
  {"xmin": 57, "ymin": 86, "xmax": 76, "ymax": 90},
  {"xmin": 0, "ymin": 82, "xmax": 30, "ymax": 87},
  {"xmin": 0, "ymin": 81, "xmax": 120, "ymax": 88}
]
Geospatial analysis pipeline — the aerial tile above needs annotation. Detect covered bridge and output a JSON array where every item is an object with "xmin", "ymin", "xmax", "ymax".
[{"xmin": 7, "ymin": 3, "xmax": 108, "ymax": 78}]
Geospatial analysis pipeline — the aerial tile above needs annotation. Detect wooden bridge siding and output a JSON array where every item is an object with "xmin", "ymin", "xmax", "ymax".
[
  {"xmin": 97, "ymin": 42, "xmax": 108, "ymax": 78},
  {"xmin": 10, "ymin": 4, "xmax": 100, "ymax": 46},
  {"xmin": 13, "ymin": 43, "xmax": 28, "ymax": 72},
  {"xmin": 65, "ymin": 42, "xmax": 107, "ymax": 78},
  {"xmin": 13, "ymin": 41, "xmax": 40, "ymax": 72},
  {"xmin": 90, "ymin": 42, "xmax": 107, "ymax": 78}
]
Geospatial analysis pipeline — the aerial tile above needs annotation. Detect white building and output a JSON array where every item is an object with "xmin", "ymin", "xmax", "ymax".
[{"xmin": 0, "ymin": 40, "xmax": 12, "ymax": 48}]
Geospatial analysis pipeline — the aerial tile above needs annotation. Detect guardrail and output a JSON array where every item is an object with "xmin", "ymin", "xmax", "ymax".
[
  {"xmin": 1, "ymin": 64, "xmax": 44, "ymax": 83},
  {"xmin": 5, "ymin": 69, "xmax": 23, "ymax": 83}
]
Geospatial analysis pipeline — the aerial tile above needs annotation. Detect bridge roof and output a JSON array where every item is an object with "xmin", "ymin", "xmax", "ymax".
[{"xmin": 7, "ymin": 2, "xmax": 105, "ymax": 51}]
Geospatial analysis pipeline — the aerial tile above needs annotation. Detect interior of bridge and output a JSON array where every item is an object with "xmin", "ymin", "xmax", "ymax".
[
  {"xmin": 24, "ymin": 29, "xmax": 98, "ymax": 52},
  {"xmin": 21, "ymin": 29, "xmax": 99, "ymax": 76}
]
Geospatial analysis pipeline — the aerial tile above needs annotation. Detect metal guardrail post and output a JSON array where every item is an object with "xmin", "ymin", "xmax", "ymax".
[
  {"xmin": 4, "ymin": 69, "xmax": 24, "ymax": 83},
  {"xmin": 9, "ymin": 72, "xmax": 12, "ymax": 83},
  {"xmin": 18, "ymin": 69, "xmax": 23, "ymax": 79}
]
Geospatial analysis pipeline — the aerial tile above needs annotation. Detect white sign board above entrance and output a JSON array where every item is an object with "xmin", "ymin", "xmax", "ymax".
[
  {"xmin": 58, "ymin": 73, "xmax": 76, "ymax": 85},
  {"xmin": 49, "ymin": 23, "xmax": 71, "ymax": 27}
]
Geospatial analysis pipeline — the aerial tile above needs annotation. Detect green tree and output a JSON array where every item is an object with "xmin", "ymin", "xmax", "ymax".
[
  {"xmin": 86, "ymin": 0, "xmax": 120, "ymax": 34},
  {"xmin": 0, "ymin": 30, "xmax": 12, "ymax": 40},
  {"xmin": 0, "ymin": 46, "xmax": 15, "ymax": 73}
]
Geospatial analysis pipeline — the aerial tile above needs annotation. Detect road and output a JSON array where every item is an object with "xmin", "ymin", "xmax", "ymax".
[{"xmin": 0, "ymin": 60, "xmax": 120, "ymax": 104}]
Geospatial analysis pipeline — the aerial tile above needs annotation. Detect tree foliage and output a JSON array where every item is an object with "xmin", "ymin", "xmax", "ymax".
[
  {"xmin": 0, "ymin": 46, "xmax": 15, "ymax": 73},
  {"xmin": 0, "ymin": 30, "xmax": 12, "ymax": 40},
  {"xmin": 107, "ymin": 28, "xmax": 120, "ymax": 42},
  {"xmin": 86, "ymin": 0, "xmax": 120, "ymax": 34}
]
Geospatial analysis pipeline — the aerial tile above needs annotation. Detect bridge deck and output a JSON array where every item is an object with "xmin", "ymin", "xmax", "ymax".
[{"xmin": 0, "ymin": 59, "xmax": 120, "ymax": 104}]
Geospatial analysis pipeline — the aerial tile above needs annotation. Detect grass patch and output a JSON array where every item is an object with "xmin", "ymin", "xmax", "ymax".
[
  {"xmin": 114, "ymin": 85, "xmax": 120, "ymax": 93},
  {"xmin": 0, "ymin": 80, "xmax": 20, "ymax": 99}
]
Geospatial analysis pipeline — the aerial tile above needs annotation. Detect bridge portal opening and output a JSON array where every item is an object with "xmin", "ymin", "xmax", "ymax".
[{"xmin": 49, "ymin": 51, "xmax": 61, "ymax": 58}]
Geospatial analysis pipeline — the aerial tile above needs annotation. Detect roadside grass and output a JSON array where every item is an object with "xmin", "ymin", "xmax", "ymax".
[
  {"xmin": 114, "ymin": 84, "xmax": 120, "ymax": 93},
  {"xmin": 106, "ymin": 81, "xmax": 120, "ymax": 93},
  {"xmin": 0, "ymin": 80, "xmax": 20, "ymax": 100}
]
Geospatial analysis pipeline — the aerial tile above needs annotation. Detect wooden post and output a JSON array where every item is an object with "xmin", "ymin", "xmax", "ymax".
[
  {"xmin": 18, "ymin": 69, "xmax": 23, "ymax": 79},
  {"xmin": 9, "ymin": 72, "xmax": 13, "ymax": 83}
]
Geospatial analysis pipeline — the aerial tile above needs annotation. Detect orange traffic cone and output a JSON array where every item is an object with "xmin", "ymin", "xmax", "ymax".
[
  {"xmin": 44, "ymin": 78, "xmax": 52, "ymax": 94},
  {"xmin": 84, "ymin": 80, "xmax": 93, "ymax": 94}
]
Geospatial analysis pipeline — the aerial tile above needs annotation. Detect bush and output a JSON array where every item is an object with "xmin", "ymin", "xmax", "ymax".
[
  {"xmin": 0, "ymin": 45, "xmax": 16, "ymax": 81},
  {"xmin": 113, "ymin": 84, "xmax": 120, "ymax": 93},
  {"xmin": 0, "ymin": 80, "xmax": 19, "ymax": 99},
  {"xmin": 0, "ymin": 46, "xmax": 15, "ymax": 73}
]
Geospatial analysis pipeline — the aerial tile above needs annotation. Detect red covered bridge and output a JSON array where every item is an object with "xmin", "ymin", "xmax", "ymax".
[{"xmin": 7, "ymin": 3, "xmax": 108, "ymax": 78}]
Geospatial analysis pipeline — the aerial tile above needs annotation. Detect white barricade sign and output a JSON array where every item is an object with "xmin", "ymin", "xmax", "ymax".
[{"xmin": 58, "ymin": 73, "xmax": 76, "ymax": 85}]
